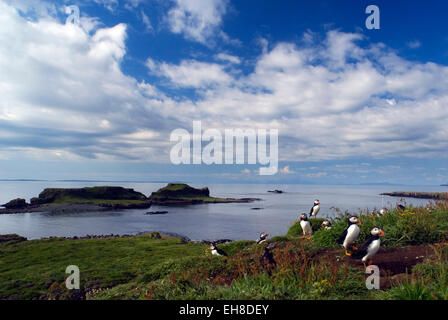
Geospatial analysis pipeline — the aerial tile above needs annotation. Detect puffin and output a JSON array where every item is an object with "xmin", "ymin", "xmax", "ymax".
[
  {"xmin": 260, "ymin": 243, "xmax": 276, "ymax": 275},
  {"xmin": 352, "ymin": 227, "xmax": 385, "ymax": 266},
  {"xmin": 309, "ymin": 200, "xmax": 320, "ymax": 218},
  {"xmin": 299, "ymin": 213, "xmax": 313, "ymax": 238},
  {"xmin": 379, "ymin": 208, "xmax": 388, "ymax": 216},
  {"xmin": 321, "ymin": 219, "xmax": 332, "ymax": 230},
  {"xmin": 397, "ymin": 204, "xmax": 406, "ymax": 211},
  {"xmin": 337, "ymin": 215, "xmax": 362, "ymax": 256},
  {"xmin": 256, "ymin": 232, "xmax": 269, "ymax": 244},
  {"xmin": 209, "ymin": 243, "xmax": 226, "ymax": 256}
]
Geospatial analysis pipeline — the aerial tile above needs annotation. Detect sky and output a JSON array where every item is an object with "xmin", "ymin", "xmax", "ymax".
[{"xmin": 0, "ymin": 0, "xmax": 447, "ymax": 185}]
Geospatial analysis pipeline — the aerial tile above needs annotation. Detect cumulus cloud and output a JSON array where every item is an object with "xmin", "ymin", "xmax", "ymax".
[
  {"xmin": 1, "ymin": 0, "xmax": 448, "ymax": 168},
  {"xmin": 146, "ymin": 58, "xmax": 233, "ymax": 88},
  {"xmin": 166, "ymin": 0, "xmax": 228, "ymax": 44},
  {"xmin": 215, "ymin": 53, "xmax": 241, "ymax": 64},
  {"xmin": 0, "ymin": 1, "xmax": 174, "ymax": 162}
]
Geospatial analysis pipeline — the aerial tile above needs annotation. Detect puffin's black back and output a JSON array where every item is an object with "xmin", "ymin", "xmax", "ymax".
[
  {"xmin": 309, "ymin": 205, "xmax": 315, "ymax": 215},
  {"xmin": 351, "ymin": 234, "xmax": 379, "ymax": 259}
]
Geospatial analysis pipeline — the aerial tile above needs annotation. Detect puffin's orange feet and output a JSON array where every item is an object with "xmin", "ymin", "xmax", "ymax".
[
  {"xmin": 351, "ymin": 246, "xmax": 358, "ymax": 251},
  {"xmin": 345, "ymin": 250, "xmax": 352, "ymax": 256}
]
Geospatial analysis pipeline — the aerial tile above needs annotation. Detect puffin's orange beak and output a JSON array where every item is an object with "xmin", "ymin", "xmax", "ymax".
[
  {"xmin": 358, "ymin": 220, "xmax": 362, "ymax": 225},
  {"xmin": 380, "ymin": 230, "xmax": 385, "ymax": 236}
]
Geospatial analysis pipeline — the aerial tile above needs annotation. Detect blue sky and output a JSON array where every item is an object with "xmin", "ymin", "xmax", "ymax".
[{"xmin": 0, "ymin": 0, "xmax": 447, "ymax": 185}]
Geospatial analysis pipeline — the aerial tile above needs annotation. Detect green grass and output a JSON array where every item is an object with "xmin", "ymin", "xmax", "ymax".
[
  {"xmin": 0, "ymin": 235, "xmax": 205, "ymax": 299},
  {"xmin": 2, "ymin": 201, "xmax": 448, "ymax": 300},
  {"xmin": 47, "ymin": 196, "xmax": 150, "ymax": 206},
  {"xmin": 287, "ymin": 218, "xmax": 326, "ymax": 237},
  {"xmin": 310, "ymin": 202, "xmax": 448, "ymax": 248},
  {"xmin": 377, "ymin": 243, "xmax": 448, "ymax": 300}
]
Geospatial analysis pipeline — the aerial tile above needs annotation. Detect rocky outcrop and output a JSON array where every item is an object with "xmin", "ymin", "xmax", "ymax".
[
  {"xmin": 1, "ymin": 186, "xmax": 152, "ymax": 214},
  {"xmin": 0, "ymin": 234, "xmax": 27, "ymax": 244},
  {"xmin": 2, "ymin": 198, "xmax": 28, "ymax": 209},
  {"xmin": 32, "ymin": 186, "xmax": 148, "ymax": 204},
  {"xmin": 149, "ymin": 183, "xmax": 260, "ymax": 205},
  {"xmin": 150, "ymin": 183, "xmax": 210, "ymax": 199}
]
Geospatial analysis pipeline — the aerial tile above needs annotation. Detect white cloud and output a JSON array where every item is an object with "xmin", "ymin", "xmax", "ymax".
[
  {"xmin": 146, "ymin": 59, "xmax": 233, "ymax": 88},
  {"xmin": 141, "ymin": 10, "xmax": 153, "ymax": 32},
  {"xmin": 0, "ymin": 1, "xmax": 174, "ymax": 162},
  {"xmin": 166, "ymin": 0, "xmax": 228, "ymax": 44},
  {"xmin": 93, "ymin": 0, "xmax": 119, "ymax": 12},
  {"xmin": 280, "ymin": 165, "xmax": 295, "ymax": 174},
  {"xmin": 215, "ymin": 53, "xmax": 241, "ymax": 64},
  {"xmin": 407, "ymin": 40, "xmax": 422, "ymax": 49},
  {"xmin": 1, "ymin": 1, "xmax": 447, "ymax": 167}
]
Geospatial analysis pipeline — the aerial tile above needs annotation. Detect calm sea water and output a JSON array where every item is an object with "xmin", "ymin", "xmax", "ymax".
[{"xmin": 0, "ymin": 181, "xmax": 445, "ymax": 241}]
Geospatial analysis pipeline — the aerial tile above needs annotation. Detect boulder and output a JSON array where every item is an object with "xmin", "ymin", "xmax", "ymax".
[{"xmin": 2, "ymin": 198, "xmax": 28, "ymax": 209}]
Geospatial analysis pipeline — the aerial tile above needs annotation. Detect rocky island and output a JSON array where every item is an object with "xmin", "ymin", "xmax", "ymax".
[
  {"xmin": 0, "ymin": 183, "xmax": 260, "ymax": 214},
  {"xmin": 148, "ymin": 183, "xmax": 260, "ymax": 205},
  {"xmin": 0, "ymin": 186, "xmax": 152, "ymax": 214}
]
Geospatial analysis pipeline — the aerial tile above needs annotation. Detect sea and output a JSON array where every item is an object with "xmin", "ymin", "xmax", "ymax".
[{"xmin": 0, "ymin": 181, "xmax": 446, "ymax": 241}]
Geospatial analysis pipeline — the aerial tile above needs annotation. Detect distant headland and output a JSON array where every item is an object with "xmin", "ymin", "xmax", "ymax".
[{"xmin": 381, "ymin": 191, "xmax": 448, "ymax": 200}]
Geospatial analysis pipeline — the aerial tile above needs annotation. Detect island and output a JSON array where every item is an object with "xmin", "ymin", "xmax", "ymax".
[
  {"xmin": 0, "ymin": 186, "xmax": 152, "ymax": 214},
  {"xmin": 148, "ymin": 183, "xmax": 260, "ymax": 205},
  {"xmin": 380, "ymin": 191, "xmax": 448, "ymax": 200},
  {"xmin": 0, "ymin": 184, "xmax": 260, "ymax": 214}
]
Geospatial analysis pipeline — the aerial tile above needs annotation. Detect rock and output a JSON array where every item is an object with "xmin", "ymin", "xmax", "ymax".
[
  {"xmin": 2, "ymin": 198, "xmax": 28, "ymax": 209},
  {"xmin": 268, "ymin": 190, "xmax": 283, "ymax": 194},
  {"xmin": 149, "ymin": 232, "xmax": 162, "ymax": 239},
  {"xmin": 0, "ymin": 234, "xmax": 27, "ymax": 244},
  {"xmin": 145, "ymin": 211, "xmax": 168, "ymax": 215}
]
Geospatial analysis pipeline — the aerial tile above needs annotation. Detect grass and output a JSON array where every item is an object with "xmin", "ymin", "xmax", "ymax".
[
  {"xmin": 287, "ymin": 218, "xmax": 326, "ymax": 237},
  {"xmin": 47, "ymin": 196, "xmax": 150, "ymax": 206},
  {"xmin": 0, "ymin": 235, "xmax": 205, "ymax": 299},
  {"xmin": 376, "ymin": 242, "xmax": 448, "ymax": 300},
  {"xmin": 1, "ymin": 200, "xmax": 448, "ymax": 300},
  {"xmin": 309, "ymin": 201, "xmax": 448, "ymax": 248}
]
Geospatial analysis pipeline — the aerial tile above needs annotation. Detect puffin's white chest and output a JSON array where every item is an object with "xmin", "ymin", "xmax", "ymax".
[
  {"xmin": 362, "ymin": 239, "xmax": 381, "ymax": 262},
  {"xmin": 311, "ymin": 205, "xmax": 320, "ymax": 216},
  {"xmin": 300, "ymin": 220, "xmax": 312, "ymax": 235},
  {"xmin": 343, "ymin": 224, "xmax": 360, "ymax": 248},
  {"xmin": 211, "ymin": 249, "xmax": 221, "ymax": 256}
]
